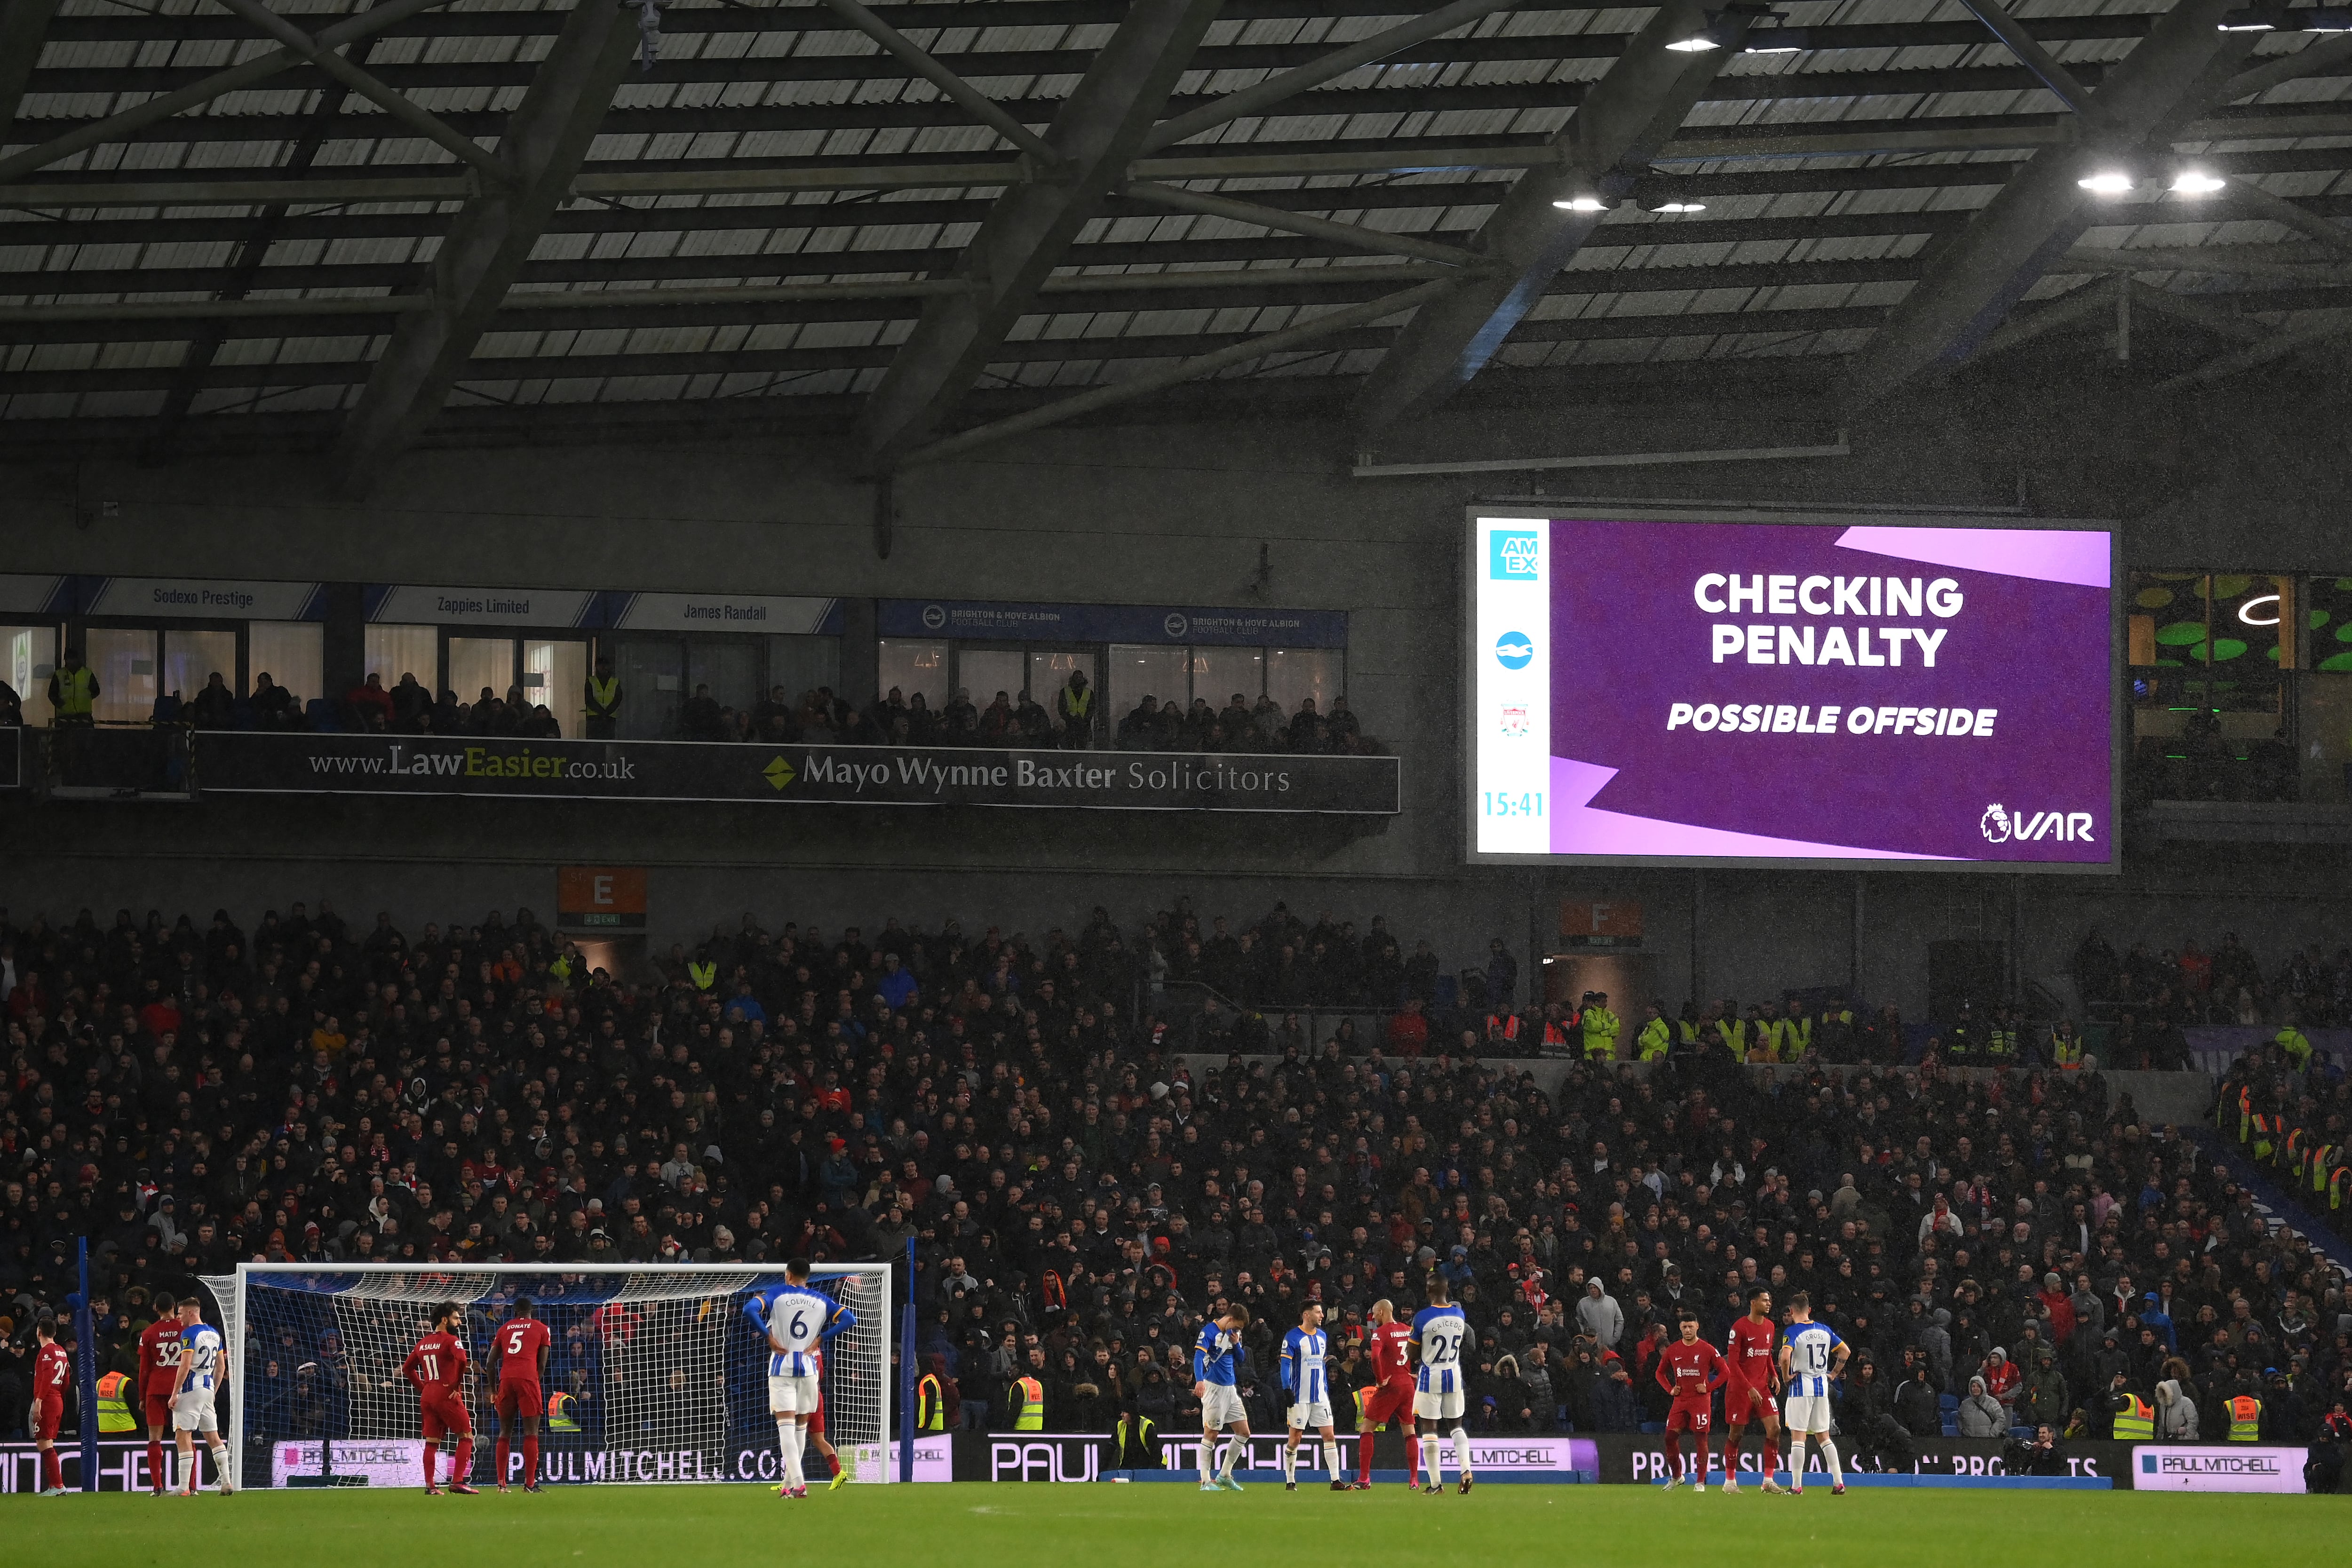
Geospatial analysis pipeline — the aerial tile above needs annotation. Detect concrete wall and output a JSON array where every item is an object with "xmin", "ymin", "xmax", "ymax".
[{"xmin": 7, "ymin": 358, "xmax": 2352, "ymax": 1016}]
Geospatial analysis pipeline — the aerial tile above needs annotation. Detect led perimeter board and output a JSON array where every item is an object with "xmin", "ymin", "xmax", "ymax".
[{"xmin": 1468, "ymin": 509, "xmax": 2119, "ymax": 870}]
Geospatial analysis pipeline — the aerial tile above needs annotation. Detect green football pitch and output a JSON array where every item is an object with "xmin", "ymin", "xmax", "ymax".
[{"xmin": 13, "ymin": 1483, "xmax": 2352, "ymax": 1567}]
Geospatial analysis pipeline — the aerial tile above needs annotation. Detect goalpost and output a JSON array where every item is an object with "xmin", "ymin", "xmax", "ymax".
[{"xmin": 199, "ymin": 1263, "xmax": 892, "ymax": 1491}]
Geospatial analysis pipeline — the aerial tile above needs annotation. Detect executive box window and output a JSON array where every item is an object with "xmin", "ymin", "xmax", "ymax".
[
  {"xmin": 2127, "ymin": 571, "xmax": 2320, "ymax": 802},
  {"xmin": 75, "ymin": 621, "xmax": 325, "ymax": 725},
  {"xmin": 364, "ymin": 624, "xmax": 438, "ymax": 692},
  {"xmin": 612, "ymin": 632, "xmax": 839, "ymax": 740}
]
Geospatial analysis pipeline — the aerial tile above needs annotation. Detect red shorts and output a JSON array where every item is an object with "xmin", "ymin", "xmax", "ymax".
[
  {"xmin": 1665, "ymin": 1399, "xmax": 1711, "ymax": 1433},
  {"xmin": 1723, "ymin": 1381, "xmax": 1776, "ymax": 1423},
  {"xmin": 421, "ymin": 1390, "xmax": 472, "ymax": 1441},
  {"xmin": 807, "ymin": 1401, "xmax": 825, "ymax": 1440},
  {"xmin": 1359, "ymin": 1384, "xmax": 1415, "ymax": 1427},
  {"xmin": 144, "ymin": 1389, "xmax": 177, "ymax": 1429},
  {"xmin": 493, "ymin": 1382, "xmax": 542, "ymax": 1423},
  {"xmin": 32, "ymin": 1395, "xmax": 63, "ymax": 1442}
]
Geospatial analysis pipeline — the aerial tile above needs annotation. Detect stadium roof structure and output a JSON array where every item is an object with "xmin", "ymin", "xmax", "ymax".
[{"xmin": 3, "ymin": 0, "xmax": 2351, "ymax": 479}]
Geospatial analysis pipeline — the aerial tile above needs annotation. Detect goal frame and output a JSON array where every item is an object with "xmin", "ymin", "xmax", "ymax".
[{"xmin": 203, "ymin": 1260, "xmax": 895, "ymax": 1490}]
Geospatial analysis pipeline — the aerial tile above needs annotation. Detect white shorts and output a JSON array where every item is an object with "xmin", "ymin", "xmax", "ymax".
[
  {"xmin": 1200, "ymin": 1385, "xmax": 1247, "ymax": 1429},
  {"xmin": 1287, "ymin": 1401, "xmax": 1334, "ymax": 1433},
  {"xmin": 171, "ymin": 1389, "xmax": 219, "ymax": 1434},
  {"xmin": 1414, "ymin": 1389, "xmax": 1465, "ymax": 1423},
  {"xmin": 1782, "ymin": 1393, "xmax": 1834, "ymax": 1434},
  {"xmin": 768, "ymin": 1373, "xmax": 819, "ymax": 1416}
]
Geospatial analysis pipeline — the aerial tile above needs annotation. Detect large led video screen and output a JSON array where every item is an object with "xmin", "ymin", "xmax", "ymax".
[{"xmin": 1468, "ymin": 512, "xmax": 2117, "ymax": 868}]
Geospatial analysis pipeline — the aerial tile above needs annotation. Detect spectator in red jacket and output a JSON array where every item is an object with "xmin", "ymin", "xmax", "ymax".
[{"xmin": 1386, "ymin": 996, "xmax": 1429, "ymax": 1056}]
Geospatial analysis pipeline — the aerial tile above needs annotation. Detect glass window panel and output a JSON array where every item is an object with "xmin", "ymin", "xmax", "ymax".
[
  {"xmin": 524, "ymin": 639, "xmax": 588, "ymax": 739},
  {"xmin": 1107, "ymin": 644, "xmax": 1187, "ymax": 742},
  {"xmin": 249, "ymin": 621, "xmax": 322, "ymax": 706},
  {"xmin": 2302, "ymin": 574, "xmax": 2352, "ymax": 676},
  {"xmin": 3, "ymin": 625, "xmax": 57, "ymax": 726},
  {"xmin": 1189, "ymin": 645, "xmax": 1263, "ymax": 713},
  {"xmin": 685, "ymin": 637, "xmax": 761, "ymax": 734},
  {"xmin": 87, "ymin": 628, "xmax": 156, "ymax": 725},
  {"xmin": 161, "ymin": 629, "xmax": 236, "ymax": 711},
  {"xmin": 1266, "ymin": 648, "xmax": 1341, "ymax": 724},
  {"xmin": 1031, "ymin": 649, "xmax": 1100, "ymax": 745},
  {"xmin": 449, "ymin": 637, "xmax": 517, "ymax": 708},
  {"xmin": 610, "ymin": 637, "xmax": 683, "ymax": 740},
  {"xmin": 767, "ymin": 635, "xmax": 840, "ymax": 709},
  {"xmin": 955, "ymin": 648, "xmax": 1024, "ymax": 712},
  {"xmin": 878, "ymin": 638, "xmax": 948, "ymax": 712},
  {"xmin": 2298, "ymin": 673, "xmax": 2352, "ymax": 803},
  {"xmin": 365, "ymin": 624, "xmax": 439, "ymax": 695}
]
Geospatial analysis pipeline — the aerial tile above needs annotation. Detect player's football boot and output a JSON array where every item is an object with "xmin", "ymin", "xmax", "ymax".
[
  {"xmin": 523, "ymin": 1482, "xmax": 541, "ymax": 1494},
  {"xmin": 1199, "ymin": 1481, "xmax": 1221, "ymax": 1492},
  {"xmin": 448, "ymin": 1482, "xmax": 480, "ymax": 1496},
  {"xmin": 1760, "ymin": 1478, "xmax": 1787, "ymax": 1495},
  {"xmin": 1457, "ymin": 1475, "xmax": 1473, "ymax": 1495},
  {"xmin": 1219, "ymin": 1473, "xmax": 1245, "ymax": 1491},
  {"xmin": 1329, "ymin": 1480, "xmax": 1352, "ymax": 1491},
  {"xmin": 828, "ymin": 1470, "xmax": 850, "ymax": 1491},
  {"xmin": 1723, "ymin": 1476, "xmax": 1741, "ymax": 1493},
  {"xmin": 1284, "ymin": 1480, "xmax": 1297, "ymax": 1491},
  {"xmin": 1692, "ymin": 1481, "xmax": 1706, "ymax": 1492},
  {"xmin": 1419, "ymin": 1481, "xmax": 1439, "ymax": 1495},
  {"xmin": 1661, "ymin": 1474, "xmax": 1682, "ymax": 1489},
  {"xmin": 1831, "ymin": 1484, "xmax": 1846, "ymax": 1496}
]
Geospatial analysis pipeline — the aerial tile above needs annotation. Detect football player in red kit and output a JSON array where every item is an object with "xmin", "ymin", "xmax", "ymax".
[
  {"xmin": 399, "ymin": 1301, "xmax": 478, "ymax": 1495},
  {"xmin": 137, "ymin": 1291, "xmax": 184, "ymax": 1495},
  {"xmin": 1353, "ymin": 1298, "xmax": 1416, "ymax": 1489},
  {"xmin": 1655, "ymin": 1312, "xmax": 1727, "ymax": 1492},
  {"xmin": 1722, "ymin": 1287, "xmax": 1788, "ymax": 1495},
  {"xmin": 491, "ymin": 1296, "xmax": 551, "ymax": 1493},
  {"xmin": 31, "ymin": 1317, "xmax": 70, "ymax": 1496}
]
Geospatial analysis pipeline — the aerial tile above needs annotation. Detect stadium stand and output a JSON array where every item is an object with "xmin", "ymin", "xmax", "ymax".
[{"xmin": 4, "ymin": 900, "xmax": 2346, "ymax": 1459}]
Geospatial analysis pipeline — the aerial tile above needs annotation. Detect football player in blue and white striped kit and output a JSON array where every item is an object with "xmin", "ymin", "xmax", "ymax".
[
  {"xmin": 1279, "ymin": 1303, "xmax": 1350, "ymax": 1491},
  {"xmin": 1776, "ymin": 1291, "xmax": 1849, "ymax": 1496},
  {"xmin": 1193, "ymin": 1305, "xmax": 1253, "ymax": 1492},
  {"xmin": 743, "ymin": 1258, "xmax": 856, "ymax": 1500},
  {"xmin": 1410, "ymin": 1274, "xmax": 1475, "ymax": 1495}
]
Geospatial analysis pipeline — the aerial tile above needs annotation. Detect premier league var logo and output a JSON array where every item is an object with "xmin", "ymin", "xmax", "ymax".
[{"xmin": 1980, "ymin": 804, "xmax": 2012, "ymax": 843}]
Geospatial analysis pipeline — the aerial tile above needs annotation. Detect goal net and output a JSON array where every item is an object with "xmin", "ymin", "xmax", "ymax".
[{"xmin": 203, "ymin": 1264, "xmax": 890, "ymax": 1490}]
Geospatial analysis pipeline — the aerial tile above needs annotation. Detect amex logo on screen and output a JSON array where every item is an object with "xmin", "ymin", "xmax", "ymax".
[{"xmin": 1490, "ymin": 531, "xmax": 1540, "ymax": 580}]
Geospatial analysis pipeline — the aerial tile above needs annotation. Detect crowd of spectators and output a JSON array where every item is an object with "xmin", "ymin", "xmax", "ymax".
[
  {"xmin": 2, "ymin": 896, "xmax": 2346, "ymax": 1465},
  {"xmin": 2072, "ymin": 926, "xmax": 2352, "ymax": 1031}
]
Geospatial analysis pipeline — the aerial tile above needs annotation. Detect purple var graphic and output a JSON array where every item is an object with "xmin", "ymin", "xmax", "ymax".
[{"xmin": 1546, "ymin": 518, "xmax": 2112, "ymax": 862}]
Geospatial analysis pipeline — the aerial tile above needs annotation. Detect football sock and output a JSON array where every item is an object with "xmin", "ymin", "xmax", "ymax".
[
  {"xmin": 776, "ymin": 1418, "xmax": 794, "ymax": 1478},
  {"xmin": 1423, "ymin": 1435, "xmax": 1441, "ymax": 1487},
  {"xmin": 147, "ymin": 1438, "xmax": 165, "ymax": 1491},
  {"xmin": 1358, "ymin": 1433, "xmax": 1374, "ymax": 1485},
  {"xmin": 43, "ymin": 1449, "xmax": 62, "ymax": 1490},
  {"xmin": 786, "ymin": 1422, "xmax": 808, "ymax": 1489},
  {"xmin": 423, "ymin": 1441, "xmax": 438, "ymax": 1489},
  {"xmin": 1694, "ymin": 1435, "xmax": 1710, "ymax": 1483},
  {"xmin": 451, "ymin": 1436, "xmax": 474, "ymax": 1484},
  {"xmin": 1665, "ymin": 1430, "xmax": 1683, "ymax": 1479},
  {"xmin": 496, "ymin": 1437, "xmax": 510, "ymax": 1484},
  {"xmin": 1322, "ymin": 1441, "xmax": 1342, "ymax": 1480},
  {"xmin": 1405, "ymin": 1435, "xmax": 1420, "ymax": 1484},
  {"xmin": 1217, "ymin": 1436, "xmax": 1240, "ymax": 1480},
  {"xmin": 822, "ymin": 1447, "xmax": 841, "ymax": 1479},
  {"xmin": 1821, "ymin": 1437, "xmax": 1843, "ymax": 1487},
  {"xmin": 1197, "ymin": 1438, "xmax": 1214, "ymax": 1478},
  {"xmin": 1282, "ymin": 1443, "xmax": 1296, "ymax": 1483},
  {"xmin": 1451, "ymin": 1428, "xmax": 1471, "ymax": 1478},
  {"xmin": 524, "ymin": 1433, "xmax": 540, "ymax": 1484}
]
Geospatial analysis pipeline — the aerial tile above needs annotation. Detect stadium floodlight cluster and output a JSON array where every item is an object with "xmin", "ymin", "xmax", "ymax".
[{"xmin": 199, "ymin": 1264, "xmax": 891, "ymax": 1490}]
